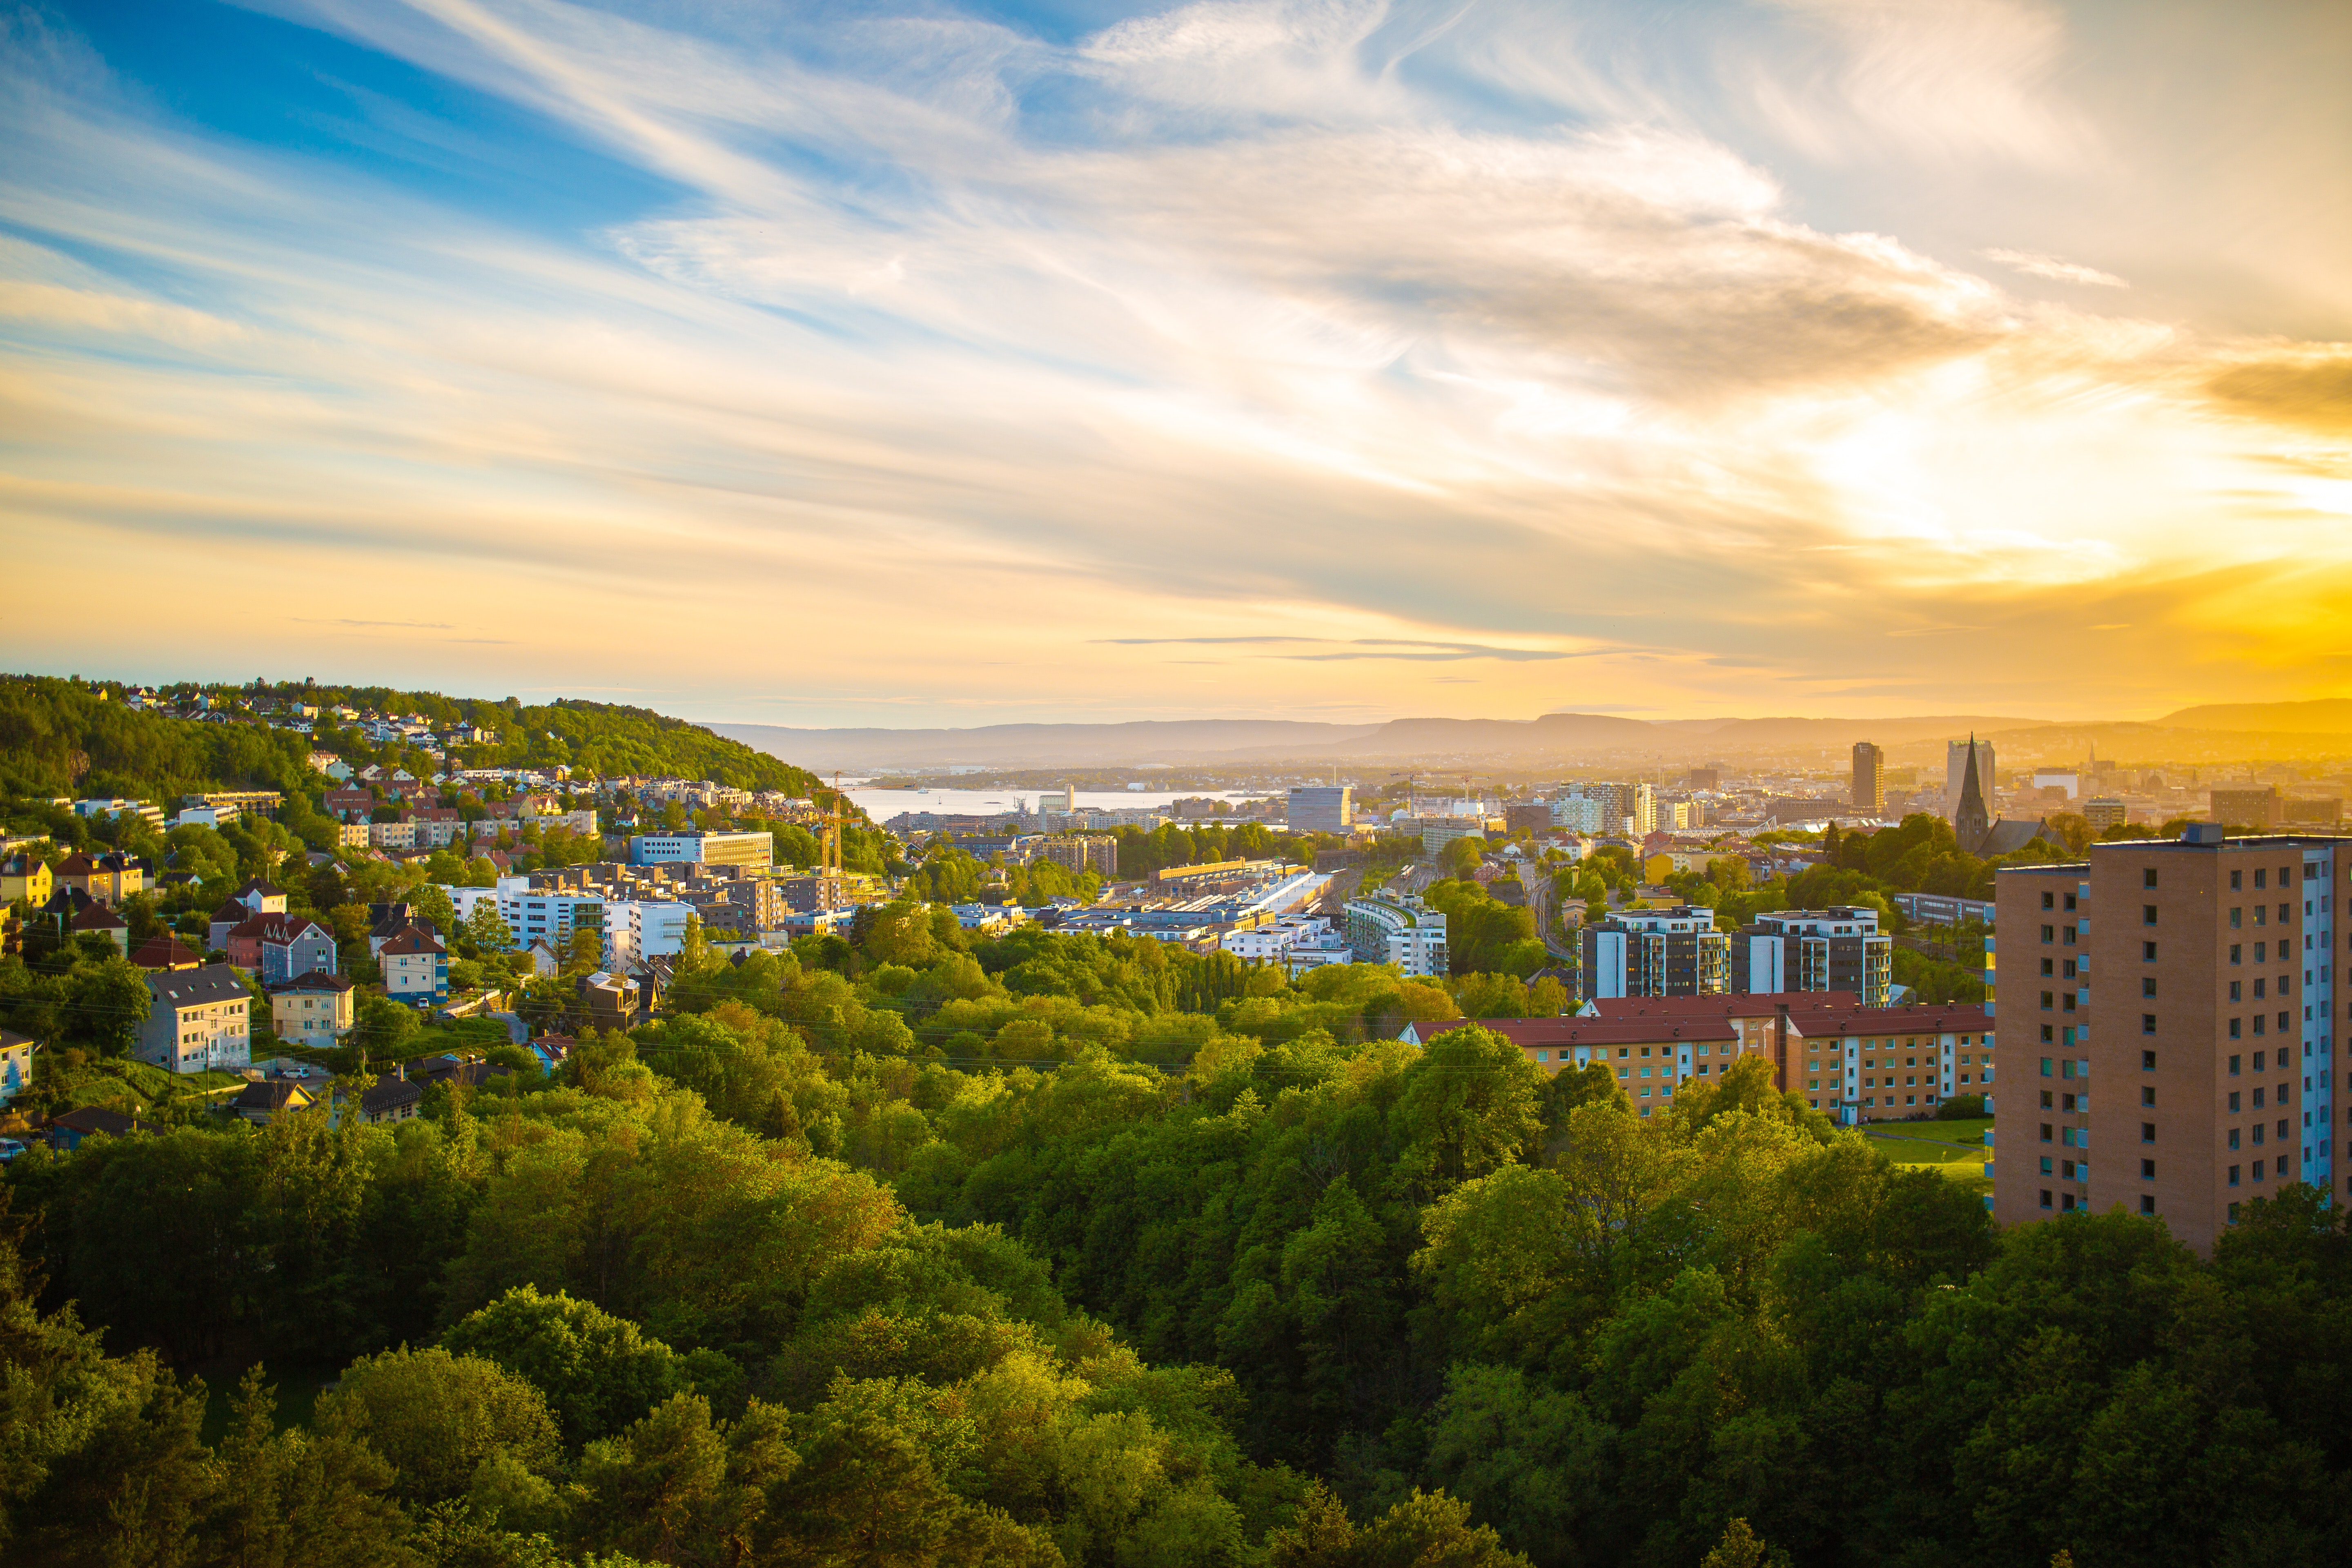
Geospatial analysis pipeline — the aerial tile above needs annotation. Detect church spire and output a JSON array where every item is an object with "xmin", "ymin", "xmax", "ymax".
[{"xmin": 1955, "ymin": 733, "xmax": 1991, "ymax": 856}]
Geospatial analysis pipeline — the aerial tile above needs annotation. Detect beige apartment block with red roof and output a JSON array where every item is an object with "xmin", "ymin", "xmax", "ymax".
[{"xmin": 1405, "ymin": 992, "xmax": 1994, "ymax": 1123}]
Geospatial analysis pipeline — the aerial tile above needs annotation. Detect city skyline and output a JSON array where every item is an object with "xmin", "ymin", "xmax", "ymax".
[{"xmin": 5, "ymin": 0, "xmax": 2349, "ymax": 726}]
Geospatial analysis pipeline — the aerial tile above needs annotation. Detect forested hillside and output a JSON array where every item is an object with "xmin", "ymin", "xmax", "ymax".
[
  {"xmin": 7, "ymin": 895, "xmax": 2351, "ymax": 1567},
  {"xmin": 0, "ymin": 675, "xmax": 824, "ymax": 802},
  {"xmin": 0, "ymin": 676, "xmax": 316, "ymax": 801}
]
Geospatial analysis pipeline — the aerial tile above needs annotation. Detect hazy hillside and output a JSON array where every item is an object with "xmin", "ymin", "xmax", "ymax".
[
  {"xmin": 719, "ymin": 709, "xmax": 2047, "ymax": 768},
  {"xmin": 2158, "ymin": 698, "xmax": 2352, "ymax": 734},
  {"xmin": 711, "ymin": 718, "xmax": 1384, "ymax": 769}
]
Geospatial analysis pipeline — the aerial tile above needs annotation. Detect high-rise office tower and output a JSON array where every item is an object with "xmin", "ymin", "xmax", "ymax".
[
  {"xmin": 1852, "ymin": 742, "xmax": 1886, "ymax": 815},
  {"xmin": 1990, "ymin": 826, "xmax": 2345, "ymax": 1253}
]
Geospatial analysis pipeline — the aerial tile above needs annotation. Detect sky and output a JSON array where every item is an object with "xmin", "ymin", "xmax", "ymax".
[{"xmin": 3, "ymin": 0, "xmax": 2348, "ymax": 729}]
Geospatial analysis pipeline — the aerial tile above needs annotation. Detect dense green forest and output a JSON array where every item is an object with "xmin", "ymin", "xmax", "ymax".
[
  {"xmin": 0, "ymin": 675, "xmax": 823, "ymax": 804},
  {"xmin": 8, "ymin": 892, "xmax": 2351, "ymax": 1567}
]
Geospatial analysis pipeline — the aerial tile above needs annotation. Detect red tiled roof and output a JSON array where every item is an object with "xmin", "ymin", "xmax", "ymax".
[
  {"xmin": 128, "ymin": 934, "xmax": 203, "ymax": 970},
  {"xmin": 1419, "ymin": 1016, "xmax": 1740, "ymax": 1047},
  {"xmin": 378, "ymin": 927, "xmax": 445, "ymax": 956}
]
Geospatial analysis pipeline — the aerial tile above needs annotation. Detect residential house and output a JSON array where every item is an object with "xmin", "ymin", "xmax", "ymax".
[
  {"xmin": 405, "ymin": 1053, "xmax": 511, "ymax": 1093},
  {"xmin": 577, "ymin": 971, "xmax": 640, "ymax": 1031},
  {"xmin": 232, "ymin": 1078, "xmax": 316, "ymax": 1126},
  {"xmin": 368, "ymin": 903, "xmax": 439, "ymax": 957},
  {"xmin": 68, "ymin": 900, "xmax": 129, "ymax": 956},
  {"xmin": 136, "ymin": 964, "xmax": 253, "ymax": 1074},
  {"xmin": 370, "ymin": 819, "xmax": 418, "ymax": 850},
  {"xmin": 379, "ymin": 927, "xmax": 449, "ymax": 1007},
  {"xmin": 268, "ymin": 970, "xmax": 354, "ymax": 1050},
  {"xmin": 208, "ymin": 899, "xmax": 250, "ymax": 952},
  {"xmin": 351, "ymin": 1068, "xmax": 424, "ymax": 1125},
  {"xmin": 526, "ymin": 938, "xmax": 561, "ymax": 977},
  {"xmin": 225, "ymin": 911, "xmax": 337, "ymax": 983},
  {"xmin": 336, "ymin": 821, "xmax": 372, "ymax": 849},
  {"xmin": 0, "ymin": 853, "xmax": 51, "ymax": 906},
  {"xmin": 235, "ymin": 879, "xmax": 289, "ymax": 916},
  {"xmin": 129, "ymin": 933, "xmax": 205, "ymax": 971},
  {"xmin": 0, "ymin": 1028, "xmax": 34, "ymax": 1104},
  {"xmin": 324, "ymin": 787, "xmax": 375, "ymax": 821},
  {"xmin": 47, "ymin": 1105, "xmax": 157, "ymax": 1152}
]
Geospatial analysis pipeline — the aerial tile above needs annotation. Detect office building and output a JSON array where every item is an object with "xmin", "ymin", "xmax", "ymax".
[
  {"xmin": 1730, "ymin": 906, "xmax": 1893, "ymax": 1006},
  {"xmin": 628, "ymin": 830, "xmax": 773, "ymax": 868},
  {"xmin": 2209, "ymin": 787, "xmax": 2281, "ymax": 831},
  {"xmin": 2082, "ymin": 797, "xmax": 2129, "ymax": 830},
  {"xmin": 1287, "ymin": 785, "xmax": 1354, "ymax": 834},
  {"xmin": 1989, "ymin": 826, "xmax": 2345, "ymax": 1254},
  {"xmin": 1344, "ymin": 893, "xmax": 1450, "ymax": 978},
  {"xmin": 1851, "ymin": 742, "xmax": 1885, "ymax": 815},
  {"xmin": 1688, "ymin": 768, "xmax": 1721, "ymax": 790},
  {"xmin": 1580, "ymin": 906, "xmax": 1729, "ymax": 1000}
]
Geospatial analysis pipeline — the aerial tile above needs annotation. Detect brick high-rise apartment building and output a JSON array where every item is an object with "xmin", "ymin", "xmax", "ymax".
[{"xmin": 1991, "ymin": 826, "xmax": 2345, "ymax": 1253}]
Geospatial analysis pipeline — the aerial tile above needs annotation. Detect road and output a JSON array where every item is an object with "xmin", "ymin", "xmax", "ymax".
[{"xmin": 1519, "ymin": 861, "xmax": 1582, "ymax": 964}]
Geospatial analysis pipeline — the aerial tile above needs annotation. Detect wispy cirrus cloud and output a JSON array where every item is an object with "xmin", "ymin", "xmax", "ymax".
[{"xmin": 1980, "ymin": 247, "xmax": 2127, "ymax": 287}]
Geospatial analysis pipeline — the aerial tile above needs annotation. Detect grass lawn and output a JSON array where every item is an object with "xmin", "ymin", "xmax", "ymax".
[
  {"xmin": 58, "ymin": 1059, "xmax": 245, "ymax": 1115},
  {"xmin": 1862, "ymin": 1117, "xmax": 1993, "ymax": 1196}
]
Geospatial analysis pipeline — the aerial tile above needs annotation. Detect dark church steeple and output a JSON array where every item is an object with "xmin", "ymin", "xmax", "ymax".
[{"xmin": 1955, "ymin": 734, "xmax": 1990, "ymax": 856}]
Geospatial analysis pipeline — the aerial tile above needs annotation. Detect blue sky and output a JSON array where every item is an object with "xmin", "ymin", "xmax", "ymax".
[{"xmin": 4, "ymin": 0, "xmax": 2348, "ymax": 724}]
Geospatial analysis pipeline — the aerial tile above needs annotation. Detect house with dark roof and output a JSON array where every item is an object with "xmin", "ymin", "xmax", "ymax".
[
  {"xmin": 67, "ymin": 900, "xmax": 129, "ymax": 957},
  {"xmin": 47, "ymin": 1105, "xmax": 158, "ymax": 1151},
  {"xmin": 225, "ymin": 912, "xmax": 337, "ymax": 984},
  {"xmin": 129, "ymin": 933, "xmax": 205, "ymax": 972},
  {"xmin": 379, "ymin": 927, "xmax": 449, "ymax": 1006},
  {"xmin": 208, "ymin": 898, "xmax": 250, "ymax": 953},
  {"xmin": 268, "ymin": 970, "xmax": 354, "ymax": 1050},
  {"xmin": 137, "ymin": 964, "xmax": 252, "ymax": 1074},
  {"xmin": 232, "ymin": 1078, "xmax": 316, "ymax": 1126},
  {"xmin": 405, "ymin": 1053, "xmax": 512, "ymax": 1093},
  {"xmin": 235, "ymin": 878, "xmax": 289, "ymax": 915},
  {"xmin": 0, "ymin": 853, "xmax": 51, "ymax": 906},
  {"xmin": 347, "ymin": 1065, "xmax": 425, "ymax": 1125}
]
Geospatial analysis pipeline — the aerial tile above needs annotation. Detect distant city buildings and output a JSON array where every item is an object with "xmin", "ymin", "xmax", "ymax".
[
  {"xmin": 1851, "ymin": 742, "xmax": 1885, "ymax": 815},
  {"xmin": 1287, "ymin": 785, "xmax": 1354, "ymax": 834}
]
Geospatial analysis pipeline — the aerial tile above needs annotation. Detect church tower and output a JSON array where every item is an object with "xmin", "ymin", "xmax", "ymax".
[{"xmin": 1954, "ymin": 734, "xmax": 1991, "ymax": 856}]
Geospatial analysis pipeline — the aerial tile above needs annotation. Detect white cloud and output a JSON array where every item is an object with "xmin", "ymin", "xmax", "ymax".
[{"xmin": 1980, "ymin": 247, "xmax": 2128, "ymax": 287}]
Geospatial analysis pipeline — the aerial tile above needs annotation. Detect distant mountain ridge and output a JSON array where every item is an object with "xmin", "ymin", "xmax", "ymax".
[
  {"xmin": 715, "ymin": 710, "xmax": 2041, "ymax": 769},
  {"xmin": 2157, "ymin": 699, "xmax": 2352, "ymax": 734}
]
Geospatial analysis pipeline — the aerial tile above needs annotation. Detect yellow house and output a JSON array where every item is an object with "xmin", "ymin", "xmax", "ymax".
[{"xmin": 0, "ymin": 853, "xmax": 51, "ymax": 906}]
